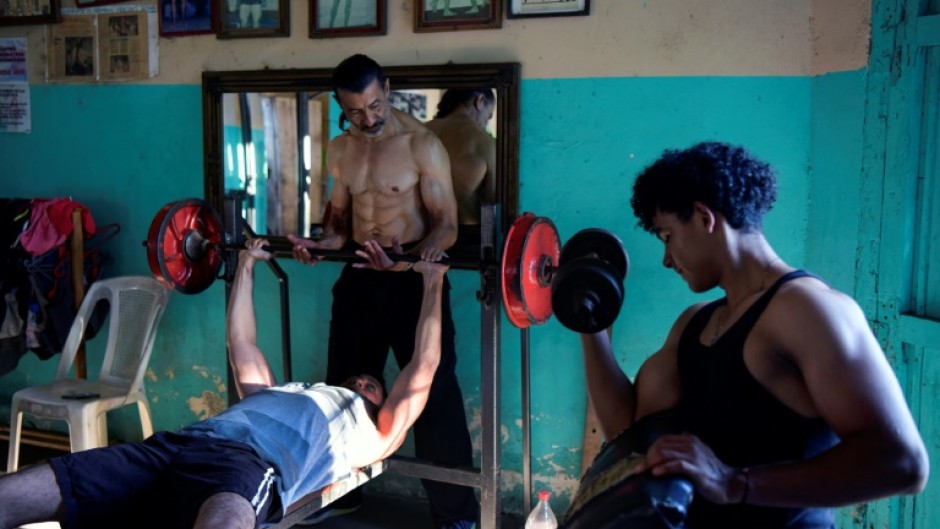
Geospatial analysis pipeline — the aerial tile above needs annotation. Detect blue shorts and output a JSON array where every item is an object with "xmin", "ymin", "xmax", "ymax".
[{"xmin": 49, "ymin": 431, "xmax": 280, "ymax": 529}]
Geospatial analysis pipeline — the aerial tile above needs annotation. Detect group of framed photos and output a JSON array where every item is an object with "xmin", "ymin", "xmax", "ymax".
[{"xmin": 0, "ymin": 0, "xmax": 589, "ymax": 39}]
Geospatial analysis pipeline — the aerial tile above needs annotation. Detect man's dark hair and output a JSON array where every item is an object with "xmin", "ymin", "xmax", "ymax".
[
  {"xmin": 631, "ymin": 141, "xmax": 778, "ymax": 233},
  {"xmin": 332, "ymin": 54, "xmax": 385, "ymax": 96},
  {"xmin": 434, "ymin": 88, "xmax": 495, "ymax": 119},
  {"xmin": 332, "ymin": 54, "xmax": 386, "ymax": 130}
]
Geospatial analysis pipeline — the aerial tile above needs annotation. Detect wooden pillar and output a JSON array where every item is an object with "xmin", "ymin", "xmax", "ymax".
[{"xmin": 70, "ymin": 208, "xmax": 86, "ymax": 379}]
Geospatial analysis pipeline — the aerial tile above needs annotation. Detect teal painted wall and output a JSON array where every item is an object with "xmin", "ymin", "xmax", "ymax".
[
  {"xmin": 1, "ymin": 73, "xmax": 865, "ymax": 515},
  {"xmin": 806, "ymin": 69, "xmax": 869, "ymax": 292}
]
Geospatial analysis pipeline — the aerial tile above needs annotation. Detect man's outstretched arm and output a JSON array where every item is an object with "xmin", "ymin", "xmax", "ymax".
[
  {"xmin": 370, "ymin": 245, "xmax": 447, "ymax": 459},
  {"xmin": 227, "ymin": 239, "xmax": 277, "ymax": 399}
]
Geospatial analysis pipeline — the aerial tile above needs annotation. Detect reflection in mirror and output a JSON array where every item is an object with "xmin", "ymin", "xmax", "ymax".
[
  {"xmin": 222, "ymin": 91, "xmax": 332, "ymax": 237},
  {"xmin": 204, "ymin": 63, "xmax": 520, "ymax": 265},
  {"xmin": 221, "ymin": 88, "xmax": 496, "ymax": 238}
]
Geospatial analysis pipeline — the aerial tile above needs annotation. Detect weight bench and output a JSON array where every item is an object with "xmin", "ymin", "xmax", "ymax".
[{"xmin": 267, "ymin": 460, "xmax": 386, "ymax": 529}]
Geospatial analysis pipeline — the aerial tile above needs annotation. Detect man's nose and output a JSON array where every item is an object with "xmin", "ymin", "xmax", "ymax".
[{"xmin": 662, "ymin": 251, "xmax": 674, "ymax": 269}]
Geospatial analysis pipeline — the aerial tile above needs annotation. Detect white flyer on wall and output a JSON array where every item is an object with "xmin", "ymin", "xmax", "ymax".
[
  {"xmin": 0, "ymin": 38, "xmax": 30, "ymax": 133},
  {"xmin": 0, "ymin": 84, "xmax": 31, "ymax": 134}
]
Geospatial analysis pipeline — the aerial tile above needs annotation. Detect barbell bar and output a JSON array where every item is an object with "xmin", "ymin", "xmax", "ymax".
[{"xmin": 144, "ymin": 198, "xmax": 628, "ymax": 332}]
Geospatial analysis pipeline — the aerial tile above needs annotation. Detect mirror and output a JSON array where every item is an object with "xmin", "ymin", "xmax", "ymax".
[{"xmin": 202, "ymin": 62, "xmax": 520, "ymax": 268}]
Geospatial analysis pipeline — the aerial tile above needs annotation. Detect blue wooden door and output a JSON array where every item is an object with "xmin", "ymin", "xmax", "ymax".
[{"xmin": 852, "ymin": 1, "xmax": 940, "ymax": 527}]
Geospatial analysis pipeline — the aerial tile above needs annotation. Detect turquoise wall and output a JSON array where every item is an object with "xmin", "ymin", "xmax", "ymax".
[{"xmin": 1, "ymin": 72, "xmax": 863, "ymax": 514}]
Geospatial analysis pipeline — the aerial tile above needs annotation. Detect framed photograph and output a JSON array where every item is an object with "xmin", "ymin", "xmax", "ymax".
[
  {"xmin": 507, "ymin": 0, "xmax": 589, "ymax": 19},
  {"xmin": 217, "ymin": 0, "xmax": 288, "ymax": 38},
  {"xmin": 75, "ymin": 0, "xmax": 130, "ymax": 7},
  {"xmin": 414, "ymin": 0, "xmax": 500, "ymax": 33},
  {"xmin": 159, "ymin": 0, "xmax": 216, "ymax": 36},
  {"xmin": 310, "ymin": 0, "xmax": 385, "ymax": 38},
  {"xmin": 0, "ymin": 0, "xmax": 60, "ymax": 26}
]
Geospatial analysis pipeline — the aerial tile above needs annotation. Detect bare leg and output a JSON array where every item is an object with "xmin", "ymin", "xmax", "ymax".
[
  {"xmin": 192, "ymin": 492, "xmax": 256, "ymax": 529},
  {"xmin": 0, "ymin": 463, "xmax": 65, "ymax": 529}
]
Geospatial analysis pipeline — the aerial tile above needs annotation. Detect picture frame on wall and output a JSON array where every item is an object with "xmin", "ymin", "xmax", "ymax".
[
  {"xmin": 75, "ymin": 0, "xmax": 132, "ymax": 7},
  {"xmin": 159, "ymin": 0, "xmax": 216, "ymax": 36},
  {"xmin": 310, "ymin": 0, "xmax": 386, "ymax": 38},
  {"xmin": 414, "ymin": 0, "xmax": 500, "ymax": 33},
  {"xmin": 507, "ymin": 0, "xmax": 589, "ymax": 19},
  {"xmin": 0, "ymin": 0, "xmax": 60, "ymax": 26},
  {"xmin": 217, "ymin": 0, "xmax": 288, "ymax": 38}
]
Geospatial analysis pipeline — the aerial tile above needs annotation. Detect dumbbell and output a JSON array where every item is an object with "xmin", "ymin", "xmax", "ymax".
[
  {"xmin": 551, "ymin": 229, "xmax": 629, "ymax": 333},
  {"xmin": 501, "ymin": 215, "xmax": 628, "ymax": 333}
]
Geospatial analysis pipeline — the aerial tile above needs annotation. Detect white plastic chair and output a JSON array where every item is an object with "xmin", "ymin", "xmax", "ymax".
[{"xmin": 6, "ymin": 276, "xmax": 170, "ymax": 472}]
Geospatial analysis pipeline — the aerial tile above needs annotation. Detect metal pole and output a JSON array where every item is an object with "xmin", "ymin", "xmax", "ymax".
[{"xmin": 522, "ymin": 327, "xmax": 532, "ymax": 516}]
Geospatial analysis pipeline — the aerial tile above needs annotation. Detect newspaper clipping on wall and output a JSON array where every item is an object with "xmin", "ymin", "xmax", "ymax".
[
  {"xmin": 0, "ymin": 37, "xmax": 30, "ymax": 133},
  {"xmin": 46, "ymin": 5, "xmax": 158, "ymax": 83}
]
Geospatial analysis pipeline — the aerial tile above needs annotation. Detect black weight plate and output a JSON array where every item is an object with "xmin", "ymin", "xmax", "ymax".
[
  {"xmin": 551, "ymin": 257, "xmax": 624, "ymax": 333},
  {"xmin": 560, "ymin": 228, "xmax": 629, "ymax": 281}
]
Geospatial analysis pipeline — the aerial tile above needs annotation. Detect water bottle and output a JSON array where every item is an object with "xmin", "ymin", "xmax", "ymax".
[
  {"xmin": 524, "ymin": 490, "xmax": 558, "ymax": 529},
  {"xmin": 25, "ymin": 303, "xmax": 40, "ymax": 349}
]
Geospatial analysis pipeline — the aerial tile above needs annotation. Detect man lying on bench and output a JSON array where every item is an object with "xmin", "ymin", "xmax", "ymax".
[{"xmin": 0, "ymin": 238, "xmax": 448, "ymax": 529}]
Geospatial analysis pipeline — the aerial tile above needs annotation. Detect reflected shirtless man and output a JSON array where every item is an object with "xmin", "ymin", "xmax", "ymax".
[
  {"xmin": 286, "ymin": 54, "xmax": 478, "ymax": 529},
  {"xmin": 425, "ymin": 88, "xmax": 496, "ymax": 225}
]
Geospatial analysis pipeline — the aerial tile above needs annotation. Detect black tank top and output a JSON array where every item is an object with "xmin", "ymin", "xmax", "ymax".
[{"xmin": 677, "ymin": 270, "xmax": 838, "ymax": 529}]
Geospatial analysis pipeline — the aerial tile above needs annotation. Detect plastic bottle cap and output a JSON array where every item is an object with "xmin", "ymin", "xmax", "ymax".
[{"xmin": 538, "ymin": 490, "xmax": 550, "ymax": 501}]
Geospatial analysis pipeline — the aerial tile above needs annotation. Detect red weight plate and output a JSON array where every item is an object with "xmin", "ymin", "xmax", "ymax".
[
  {"xmin": 501, "ymin": 213, "xmax": 560, "ymax": 328},
  {"xmin": 146, "ymin": 198, "xmax": 223, "ymax": 294},
  {"xmin": 502, "ymin": 213, "xmax": 536, "ymax": 328}
]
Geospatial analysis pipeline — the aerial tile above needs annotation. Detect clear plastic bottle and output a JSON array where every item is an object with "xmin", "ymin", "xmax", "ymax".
[{"xmin": 524, "ymin": 490, "xmax": 558, "ymax": 529}]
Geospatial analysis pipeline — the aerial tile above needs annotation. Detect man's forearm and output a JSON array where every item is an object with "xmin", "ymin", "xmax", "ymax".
[
  {"xmin": 412, "ymin": 272, "xmax": 445, "ymax": 370},
  {"xmin": 581, "ymin": 331, "xmax": 636, "ymax": 439},
  {"xmin": 416, "ymin": 218, "xmax": 457, "ymax": 254},
  {"xmin": 226, "ymin": 251, "xmax": 277, "ymax": 397},
  {"xmin": 227, "ymin": 258, "xmax": 258, "ymax": 347}
]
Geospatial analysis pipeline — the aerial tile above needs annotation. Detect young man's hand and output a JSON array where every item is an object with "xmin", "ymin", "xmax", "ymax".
[{"xmin": 240, "ymin": 238, "xmax": 273, "ymax": 266}]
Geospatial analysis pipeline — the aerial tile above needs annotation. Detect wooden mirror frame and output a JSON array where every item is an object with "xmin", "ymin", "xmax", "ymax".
[{"xmin": 201, "ymin": 62, "xmax": 521, "ymax": 265}]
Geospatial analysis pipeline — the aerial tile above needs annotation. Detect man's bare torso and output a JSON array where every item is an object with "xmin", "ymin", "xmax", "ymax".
[{"xmin": 330, "ymin": 109, "xmax": 436, "ymax": 246}]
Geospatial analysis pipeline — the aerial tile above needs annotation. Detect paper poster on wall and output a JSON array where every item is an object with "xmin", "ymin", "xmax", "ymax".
[
  {"xmin": 0, "ymin": 84, "xmax": 30, "ymax": 133},
  {"xmin": 0, "ymin": 38, "xmax": 28, "ymax": 81},
  {"xmin": 46, "ymin": 5, "xmax": 158, "ymax": 83},
  {"xmin": 0, "ymin": 37, "xmax": 30, "ymax": 133}
]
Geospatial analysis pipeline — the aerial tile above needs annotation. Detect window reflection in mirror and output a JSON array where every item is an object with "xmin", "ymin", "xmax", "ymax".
[{"xmin": 221, "ymin": 88, "xmax": 497, "ymax": 238}]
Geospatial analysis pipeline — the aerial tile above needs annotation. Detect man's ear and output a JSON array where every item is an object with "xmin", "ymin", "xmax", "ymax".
[
  {"xmin": 383, "ymin": 78, "xmax": 390, "ymax": 96},
  {"xmin": 692, "ymin": 201, "xmax": 717, "ymax": 233},
  {"xmin": 474, "ymin": 93, "xmax": 485, "ymax": 110}
]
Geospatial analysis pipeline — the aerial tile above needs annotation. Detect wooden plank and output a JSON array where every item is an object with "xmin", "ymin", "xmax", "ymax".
[
  {"xmin": 70, "ymin": 207, "xmax": 86, "ymax": 379},
  {"xmin": 268, "ymin": 460, "xmax": 386, "ymax": 529},
  {"xmin": 0, "ymin": 425, "xmax": 71, "ymax": 452},
  {"xmin": 916, "ymin": 14, "xmax": 940, "ymax": 47},
  {"xmin": 898, "ymin": 314, "xmax": 940, "ymax": 345}
]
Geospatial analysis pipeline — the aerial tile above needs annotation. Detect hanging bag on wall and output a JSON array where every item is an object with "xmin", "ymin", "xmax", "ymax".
[{"xmin": 24, "ymin": 223, "xmax": 119, "ymax": 359}]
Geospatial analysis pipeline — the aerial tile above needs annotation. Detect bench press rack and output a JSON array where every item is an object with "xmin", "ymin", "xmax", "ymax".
[{"xmin": 221, "ymin": 201, "xmax": 505, "ymax": 529}]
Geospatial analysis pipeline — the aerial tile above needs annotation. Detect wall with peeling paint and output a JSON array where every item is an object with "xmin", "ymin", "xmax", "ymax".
[{"xmin": 0, "ymin": 0, "xmax": 895, "ymax": 523}]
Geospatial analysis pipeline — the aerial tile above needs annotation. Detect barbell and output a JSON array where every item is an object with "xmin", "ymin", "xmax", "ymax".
[{"xmin": 144, "ymin": 198, "xmax": 628, "ymax": 333}]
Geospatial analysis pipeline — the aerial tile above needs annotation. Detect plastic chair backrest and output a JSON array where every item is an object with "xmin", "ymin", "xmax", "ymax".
[{"xmin": 54, "ymin": 276, "xmax": 169, "ymax": 393}]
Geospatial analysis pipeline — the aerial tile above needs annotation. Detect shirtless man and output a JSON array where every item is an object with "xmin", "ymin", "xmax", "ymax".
[
  {"xmin": 0, "ymin": 239, "xmax": 449, "ymax": 529},
  {"xmin": 578, "ymin": 141, "xmax": 928, "ymax": 528},
  {"xmin": 286, "ymin": 55, "xmax": 477, "ymax": 529},
  {"xmin": 425, "ymin": 88, "xmax": 496, "ymax": 226}
]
